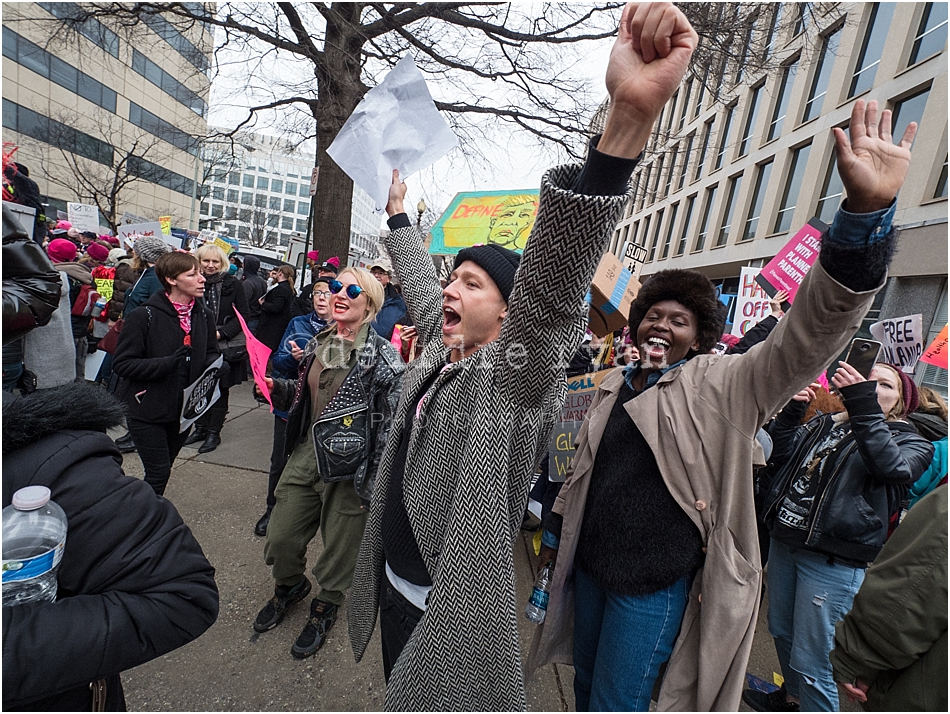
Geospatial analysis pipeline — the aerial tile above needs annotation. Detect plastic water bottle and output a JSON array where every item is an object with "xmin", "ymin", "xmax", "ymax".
[
  {"xmin": 2, "ymin": 486, "xmax": 68, "ymax": 606},
  {"xmin": 525, "ymin": 561, "xmax": 553, "ymax": 624}
]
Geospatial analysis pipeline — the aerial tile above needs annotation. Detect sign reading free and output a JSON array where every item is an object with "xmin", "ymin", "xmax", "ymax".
[{"xmin": 870, "ymin": 314, "xmax": 924, "ymax": 373}]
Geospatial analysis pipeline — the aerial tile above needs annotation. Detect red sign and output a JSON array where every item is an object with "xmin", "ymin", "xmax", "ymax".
[
  {"xmin": 920, "ymin": 324, "xmax": 948, "ymax": 370},
  {"xmin": 755, "ymin": 218, "xmax": 828, "ymax": 306}
]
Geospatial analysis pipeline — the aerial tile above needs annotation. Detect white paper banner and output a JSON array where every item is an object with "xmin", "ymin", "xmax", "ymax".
[
  {"xmin": 869, "ymin": 314, "xmax": 924, "ymax": 373},
  {"xmin": 327, "ymin": 54, "xmax": 459, "ymax": 212},
  {"xmin": 68, "ymin": 202, "xmax": 100, "ymax": 233},
  {"xmin": 118, "ymin": 221, "xmax": 180, "ymax": 250},
  {"xmin": 180, "ymin": 355, "xmax": 224, "ymax": 433},
  {"xmin": 731, "ymin": 266, "xmax": 773, "ymax": 337}
]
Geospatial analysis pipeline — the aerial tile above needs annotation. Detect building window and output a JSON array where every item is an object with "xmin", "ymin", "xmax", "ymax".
[
  {"xmin": 678, "ymin": 79, "xmax": 692, "ymax": 131},
  {"xmin": 910, "ymin": 3, "xmax": 948, "ymax": 66},
  {"xmin": 695, "ymin": 184, "xmax": 719, "ymax": 252},
  {"xmin": 774, "ymin": 143, "xmax": 812, "ymax": 234},
  {"xmin": 127, "ymin": 156, "xmax": 194, "ymax": 196},
  {"xmin": 738, "ymin": 84, "xmax": 763, "ymax": 157},
  {"xmin": 849, "ymin": 3, "xmax": 897, "ymax": 98},
  {"xmin": 816, "ymin": 154, "xmax": 845, "ymax": 224},
  {"xmin": 742, "ymin": 161, "xmax": 773, "ymax": 241},
  {"xmin": 226, "ymin": 189, "xmax": 237, "ymax": 203},
  {"xmin": 660, "ymin": 202, "xmax": 680, "ymax": 260},
  {"xmin": 38, "ymin": 2, "xmax": 119, "ymax": 57},
  {"xmin": 255, "ymin": 194, "xmax": 267, "ymax": 208},
  {"xmin": 804, "ymin": 28, "xmax": 842, "ymax": 123},
  {"xmin": 768, "ymin": 59, "xmax": 798, "ymax": 141},
  {"xmin": 228, "ymin": 172, "xmax": 240, "ymax": 185},
  {"xmin": 211, "ymin": 203, "xmax": 223, "ymax": 218},
  {"xmin": 638, "ymin": 214, "xmax": 652, "ymax": 247},
  {"xmin": 791, "ymin": 3, "xmax": 807, "ymax": 36},
  {"xmin": 3, "ymin": 99, "xmax": 114, "ymax": 166},
  {"xmin": 271, "ymin": 179, "xmax": 283, "ymax": 193},
  {"xmin": 257, "ymin": 176, "xmax": 269, "ymax": 190},
  {"xmin": 283, "ymin": 199, "xmax": 295, "ymax": 212},
  {"xmin": 211, "ymin": 186, "xmax": 223, "ymax": 200},
  {"xmin": 678, "ymin": 133, "xmax": 694, "ymax": 191},
  {"xmin": 130, "ymin": 48, "xmax": 206, "ymax": 116},
  {"xmin": 665, "ymin": 91, "xmax": 678, "ymax": 136},
  {"xmin": 695, "ymin": 120, "xmax": 713, "ymax": 181},
  {"xmin": 297, "ymin": 201, "xmax": 309, "ymax": 215},
  {"xmin": 140, "ymin": 12, "xmax": 210, "ymax": 72},
  {"xmin": 238, "ymin": 226, "xmax": 249, "ymax": 242},
  {"xmin": 241, "ymin": 191, "xmax": 253, "ymax": 205},
  {"xmin": 891, "ymin": 87, "xmax": 931, "ymax": 148},
  {"xmin": 281, "ymin": 216, "xmax": 294, "ymax": 231},
  {"xmin": 716, "ymin": 174, "xmax": 743, "ymax": 247},
  {"xmin": 647, "ymin": 209, "xmax": 665, "ymax": 262},
  {"xmin": 296, "ymin": 219, "xmax": 308, "ymax": 232},
  {"xmin": 286, "ymin": 182, "xmax": 297, "ymax": 195},
  {"xmin": 242, "ymin": 174, "xmax": 254, "ymax": 188},
  {"xmin": 714, "ymin": 104, "xmax": 735, "ymax": 171},
  {"xmin": 693, "ymin": 68, "xmax": 708, "ymax": 118},
  {"xmin": 935, "ymin": 155, "xmax": 948, "ymax": 199},
  {"xmin": 638, "ymin": 165, "xmax": 652, "ymax": 211},
  {"xmin": 918, "ymin": 281, "xmax": 949, "ymax": 398},
  {"xmin": 650, "ymin": 156, "xmax": 665, "ymax": 205},
  {"xmin": 268, "ymin": 196, "xmax": 281, "ymax": 211},
  {"xmin": 129, "ymin": 103, "xmax": 197, "ymax": 155},
  {"xmin": 664, "ymin": 146, "xmax": 678, "ymax": 198},
  {"xmin": 675, "ymin": 195, "xmax": 695, "ymax": 257},
  {"xmin": 299, "ymin": 184, "xmax": 309, "ymax": 197}
]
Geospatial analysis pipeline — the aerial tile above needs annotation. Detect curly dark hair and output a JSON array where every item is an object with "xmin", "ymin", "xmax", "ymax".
[{"xmin": 627, "ymin": 269, "xmax": 725, "ymax": 358}]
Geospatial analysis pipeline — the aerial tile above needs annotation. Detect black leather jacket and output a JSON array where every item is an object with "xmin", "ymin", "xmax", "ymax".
[
  {"xmin": 271, "ymin": 327, "xmax": 405, "ymax": 505},
  {"xmin": 764, "ymin": 381, "xmax": 934, "ymax": 563}
]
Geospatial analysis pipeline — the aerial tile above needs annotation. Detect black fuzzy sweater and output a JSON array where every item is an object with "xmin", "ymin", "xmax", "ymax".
[{"xmin": 574, "ymin": 382, "xmax": 705, "ymax": 595}]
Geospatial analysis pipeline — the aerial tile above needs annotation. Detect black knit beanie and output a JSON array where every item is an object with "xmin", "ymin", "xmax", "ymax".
[
  {"xmin": 453, "ymin": 243, "xmax": 522, "ymax": 303},
  {"xmin": 628, "ymin": 269, "xmax": 725, "ymax": 358}
]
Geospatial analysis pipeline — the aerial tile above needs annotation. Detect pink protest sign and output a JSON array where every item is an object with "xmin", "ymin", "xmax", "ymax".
[
  {"xmin": 755, "ymin": 217, "xmax": 828, "ymax": 307},
  {"xmin": 233, "ymin": 308, "xmax": 273, "ymax": 408},
  {"xmin": 920, "ymin": 324, "xmax": 948, "ymax": 370}
]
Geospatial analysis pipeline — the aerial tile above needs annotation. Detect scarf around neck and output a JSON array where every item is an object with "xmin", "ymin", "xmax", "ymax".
[
  {"xmin": 203, "ymin": 271, "xmax": 225, "ymax": 322},
  {"xmin": 167, "ymin": 295, "xmax": 195, "ymax": 341}
]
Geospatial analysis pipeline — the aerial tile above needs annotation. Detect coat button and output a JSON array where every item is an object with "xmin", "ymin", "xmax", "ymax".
[{"xmin": 695, "ymin": 500, "xmax": 707, "ymax": 511}]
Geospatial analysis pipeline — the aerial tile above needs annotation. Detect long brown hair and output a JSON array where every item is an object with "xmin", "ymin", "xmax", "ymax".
[
  {"xmin": 917, "ymin": 386, "xmax": 948, "ymax": 422},
  {"xmin": 276, "ymin": 265, "xmax": 296, "ymax": 294}
]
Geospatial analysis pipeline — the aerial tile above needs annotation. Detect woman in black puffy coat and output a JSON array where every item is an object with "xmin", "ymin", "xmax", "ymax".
[
  {"xmin": 183, "ymin": 244, "xmax": 250, "ymax": 454},
  {"xmin": 255, "ymin": 265, "xmax": 295, "ymax": 351}
]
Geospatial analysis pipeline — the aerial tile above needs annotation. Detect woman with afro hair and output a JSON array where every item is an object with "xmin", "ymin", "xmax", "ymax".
[{"xmin": 528, "ymin": 97, "xmax": 919, "ymax": 712}]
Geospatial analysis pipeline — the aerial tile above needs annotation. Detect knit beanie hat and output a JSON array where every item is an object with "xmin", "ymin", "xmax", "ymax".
[
  {"xmin": 135, "ymin": 235, "xmax": 171, "ymax": 263},
  {"xmin": 107, "ymin": 247, "xmax": 127, "ymax": 264},
  {"xmin": 319, "ymin": 256, "xmax": 340, "ymax": 274},
  {"xmin": 67, "ymin": 227, "xmax": 81, "ymax": 240},
  {"xmin": 879, "ymin": 363, "xmax": 920, "ymax": 418},
  {"xmin": 307, "ymin": 250, "xmax": 320, "ymax": 262},
  {"xmin": 453, "ymin": 243, "xmax": 522, "ymax": 303},
  {"xmin": 85, "ymin": 242, "xmax": 109, "ymax": 262},
  {"xmin": 55, "ymin": 220, "xmax": 72, "ymax": 231},
  {"xmin": 102, "ymin": 235, "xmax": 119, "ymax": 246},
  {"xmin": 47, "ymin": 238, "xmax": 78, "ymax": 263}
]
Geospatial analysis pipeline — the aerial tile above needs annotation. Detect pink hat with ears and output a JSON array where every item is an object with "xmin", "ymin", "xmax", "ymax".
[
  {"xmin": 327, "ymin": 256, "xmax": 340, "ymax": 268},
  {"xmin": 56, "ymin": 220, "xmax": 72, "ymax": 230}
]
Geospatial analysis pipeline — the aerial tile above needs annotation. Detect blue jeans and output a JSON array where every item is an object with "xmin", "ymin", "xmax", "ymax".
[
  {"xmin": 573, "ymin": 567, "xmax": 692, "ymax": 712},
  {"xmin": 767, "ymin": 538, "xmax": 865, "ymax": 711}
]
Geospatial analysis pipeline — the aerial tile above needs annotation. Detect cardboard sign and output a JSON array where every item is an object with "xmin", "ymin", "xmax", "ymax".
[
  {"xmin": 548, "ymin": 370, "xmax": 609, "ymax": 482},
  {"xmin": 118, "ymin": 221, "xmax": 180, "ymax": 250},
  {"xmin": 121, "ymin": 211, "xmax": 149, "ymax": 225},
  {"xmin": 587, "ymin": 252, "xmax": 640, "ymax": 338},
  {"xmin": 429, "ymin": 189, "xmax": 540, "ymax": 254},
  {"xmin": 920, "ymin": 324, "xmax": 948, "ymax": 370},
  {"xmin": 233, "ymin": 308, "xmax": 273, "ymax": 408},
  {"xmin": 67, "ymin": 202, "xmax": 99, "ymax": 233},
  {"xmin": 732, "ymin": 266, "xmax": 773, "ymax": 337},
  {"xmin": 869, "ymin": 314, "xmax": 924, "ymax": 373},
  {"xmin": 159, "ymin": 216, "xmax": 172, "ymax": 235},
  {"xmin": 755, "ymin": 217, "xmax": 828, "ymax": 306},
  {"xmin": 180, "ymin": 355, "xmax": 224, "ymax": 433}
]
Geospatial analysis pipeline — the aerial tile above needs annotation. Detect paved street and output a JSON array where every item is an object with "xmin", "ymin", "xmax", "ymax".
[{"xmin": 112, "ymin": 381, "xmax": 856, "ymax": 712}]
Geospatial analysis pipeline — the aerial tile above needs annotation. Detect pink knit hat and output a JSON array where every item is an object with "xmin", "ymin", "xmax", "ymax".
[
  {"xmin": 47, "ymin": 238, "xmax": 78, "ymax": 263},
  {"xmin": 85, "ymin": 242, "xmax": 110, "ymax": 262}
]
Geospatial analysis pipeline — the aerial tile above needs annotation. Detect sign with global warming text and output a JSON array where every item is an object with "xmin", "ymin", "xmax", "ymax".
[
  {"xmin": 548, "ymin": 370, "xmax": 609, "ymax": 483},
  {"xmin": 429, "ymin": 190, "xmax": 540, "ymax": 254}
]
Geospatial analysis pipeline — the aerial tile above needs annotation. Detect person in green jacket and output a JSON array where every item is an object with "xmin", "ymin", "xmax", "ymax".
[{"xmin": 830, "ymin": 485, "xmax": 947, "ymax": 711}]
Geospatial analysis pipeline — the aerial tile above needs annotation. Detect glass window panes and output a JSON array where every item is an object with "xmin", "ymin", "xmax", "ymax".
[
  {"xmin": 774, "ymin": 143, "xmax": 812, "ymax": 233},
  {"xmin": 714, "ymin": 105, "xmax": 735, "ymax": 170},
  {"xmin": 228, "ymin": 172, "xmax": 240, "ymax": 185},
  {"xmin": 286, "ymin": 182, "xmax": 297, "ymax": 195},
  {"xmin": 676, "ymin": 195, "xmax": 695, "ymax": 257},
  {"xmin": 739, "ymin": 85, "xmax": 763, "ymax": 157},
  {"xmin": 281, "ymin": 216, "xmax": 294, "ymax": 230},
  {"xmin": 891, "ymin": 88, "xmax": 930, "ymax": 147},
  {"xmin": 716, "ymin": 174, "xmax": 743, "ymax": 247},
  {"xmin": 297, "ymin": 202, "xmax": 309, "ymax": 215},
  {"xmin": 49, "ymin": 56, "xmax": 78, "ymax": 92},
  {"xmin": 211, "ymin": 203, "xmax": 223, "ymax": 218},
  {"xmin": 817, "ymin": 154, "xmax": 845, "ymax": 224},
  {"xmin": 255, "ymin": 194, "xmax": 267, "ymax": 208},
  {"xmin": 695, "ymin": 185, "xmax": 719, "ymax": 252},
  {"xmin": 271, "ymin": 179, "xmax": 283, "ymax": 193},
  {"xmin": 212, "ymin": 186, "xmax": 224, "ymax": 200},
  {"xmin": 804, "ymin": 28, "xmax": 841, "ymax": 122},
  {"xmin": 917, "ymin": 281, "xmax": 948, "ymax": 398},
  {"xmin": 283, "ymin": 199, "xmax": 295, "ymax": 212},
  {"xmin": 694, "ymin": 69, "xmax": 707, "ymax": 117},
  {"xmin": 650, "ymin": 157, "xmax": 664, "ymax": 205},
  {"xmin": 242, "ymin": 174, "xmax": 254, "ymax": 188},
  {"xmin": 267, "ymin": 214, "xmax": 279, "ymax": 228},
  {"xmin": 660, "ymin": 203, "xmax": 680, "ymax": 260},
  {"xmin": 638, "ymin": 214, "xmax": 652, "ymax": 247},
  {"xmin": 296, "ymin": 218, "xmax": 308, "ymax": 232},
  {"xmin": 648, "ymin": 209, "xmax": 665, "ymax": 262},
  {"xmin": 299, "ymin": 184, "xmax": 309, "ymax": 197},
  {"xmin": 935, "ymin": 155, "xmax": 948, "ymax": 199},
  {"xmin": 19, "ymin": 37, "xmax": 50, "ymax": 78},
  {"xmin": 257, "ymin": 176, "xmax": 269, "ymax": 190},
  {"xmin": 679, "ymin": 133, "xmax": 694, "ymax": 190},
  {"xmin": 638, "ymin": 166, "xmax": 652, "ymax": 211},
  {"xmin": 665, "ymin": 144, "xmax": 679, "ymax": 198},
  {"xmin": 742, "ymin": 161, "xmax": 772, "ymax": 241},
  {"xmin": 679, "ymin": 79, "xmax": 692, "ymax": 131},
  {"xmin": 269, "ymin": 196, "xmax": 281, "ymax": 211},
  {"xmin": 769, "ymin": 60, "xmax": 798, "ymax": 141},
  {"xmin": 849, "ymin": 3, "xmax": 896, "ymax": 98},
  {"xmin": 241, "ymin": 191, "xmax": 253, "ymax": 205},
  {"xmin": 910, "ymin": 3, "xmax": 948, "ymax": 65},
  {"xmin": 696, "ymin": 121, "xmax": 713, "ymax": 181},
  {"xmin": 227, "ymin": 189, "xmax": 238, "ymax": 203}
]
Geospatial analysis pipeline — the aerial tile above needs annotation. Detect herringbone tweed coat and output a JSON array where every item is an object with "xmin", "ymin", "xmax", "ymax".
[{"xmin": 348, "ymin": 164, "xmax": 629, "ymax": 710}]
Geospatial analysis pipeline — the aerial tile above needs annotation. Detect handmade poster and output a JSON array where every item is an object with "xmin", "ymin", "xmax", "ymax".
[
  {"xmin": 755, "ymin": 218, "xmax": 828, "ymax": 307},
  {"xmin": 548, "ymin": 370, "xmax": 609, "ymax": 482},
  {"xmin": 233, "ymin": 308, "xmax": 273, "ymax": 408},
  {"xmin": 118, "ymin": 221, "xmax": 180, "ymax": 250},
  {"xmin": 67, "ymin": 202, "xmax": 99, "ymax": 233},
  {"xmin": 869, "ymin": 314, "xmax": 924, "ymax": 373},
  {"xmin": 429, "ymin": 190, "xmax": 540, "ymax": 254},
  {"xmin": 327, "ymin": 53, "xmax": 458, "ymax": 212},
  {"xmin": 731, "ymin": 266, "xmax": 773, "ymax": 337},
  {"xmin": 180, "ymin": 355, "xmax": 224, "ymax": 433},
  {"xmin": 920, "ymin": 324, "xmax": 948, "ymax": 370},
  {"xmin": 159, "ymin": 216, "xmax": 172, "ymax": 235}
]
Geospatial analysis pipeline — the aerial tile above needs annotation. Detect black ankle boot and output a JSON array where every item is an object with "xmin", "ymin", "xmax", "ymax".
[
  {"xmin": 184, "ymin": 426, "xmax": 208, "ymax": 446},
  {"xmin": 197, "ymin": 430, "xmax": 221, "ymax": 454}
]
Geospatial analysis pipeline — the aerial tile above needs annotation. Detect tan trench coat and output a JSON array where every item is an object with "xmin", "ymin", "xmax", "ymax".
[{"xmin": 527, "ymin": 261, "xmax": 883, "ymax": 711}]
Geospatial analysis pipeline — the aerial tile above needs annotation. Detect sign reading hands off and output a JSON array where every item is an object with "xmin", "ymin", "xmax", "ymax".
[{"xmin": 327, "ymin": 54, "xmax": 458, "ymax": 212}]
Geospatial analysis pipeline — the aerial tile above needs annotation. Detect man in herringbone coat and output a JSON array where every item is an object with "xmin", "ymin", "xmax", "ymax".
[{"xmin": 348, "ymin": 3, "xmax": 699, "ymax": 709}]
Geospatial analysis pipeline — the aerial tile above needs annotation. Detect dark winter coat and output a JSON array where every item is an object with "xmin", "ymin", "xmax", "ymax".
[
  {"xmin": 1, "ymin": 383, "xmax": 218, "ymax": 712},
  {"xmin": 271, "ymin": 326, "xmax": 405, "ymax": 505},
  {"xmin": 123, "ymin": 266, "xmax": 162, "ymax": 316},
  {"xmin": 371, "ymin": 283, "xmax": 408, "ymax": 341},
  {"xmin": 54, "ymin": 262, "xmax": 93, "ymax": 339},
  {"xmin": 241, "ymin": 256, "xmax": 266, "ymax": 320},
  {"xmin": 255, "ymin": 280, "xmax": 294, "ymax": 350},
  {"xmin": 2, "ymin": 204, "xmax": 62, "ymax": 345},
  {"xmin": 764, "ymin": 381, "xmax": 934, "ymax": 563},
  {"xmin": 203, "ymin": 273, "xmax": 250, "ymax": 386},
  {"xmin": 106, "ymin": 261, "xmax": 140, "ymax": 321},
  {"xmin": 112, "ymin": 291, "xmax": 219, "ymax": 424}
]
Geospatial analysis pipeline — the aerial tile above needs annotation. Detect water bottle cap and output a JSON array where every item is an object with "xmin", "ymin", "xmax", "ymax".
[{"xmin": 12, "ymin": 486, "xmax": 51, "ymax": 510}]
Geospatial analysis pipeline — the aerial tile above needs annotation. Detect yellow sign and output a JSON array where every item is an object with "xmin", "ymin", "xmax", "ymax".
[
  {"xmin": 429, "ymin": 190, "xmax": 540, "ymax": 254},
  {"xmin": 159, "ymin": 216, "xmax": 172, "ymax": 235},
  {"xmin": 94, "ymin": 278, "xmax": 114, "ymax": 301}
]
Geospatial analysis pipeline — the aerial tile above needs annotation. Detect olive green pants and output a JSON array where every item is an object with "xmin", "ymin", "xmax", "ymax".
[{"xmin": 263, "ymin": 440, "xmax": 368, "ymax": 606}]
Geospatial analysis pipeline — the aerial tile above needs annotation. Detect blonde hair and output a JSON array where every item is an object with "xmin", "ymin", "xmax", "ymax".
[
  {"xmin": 194, "ymin": 244, "xmax": 230, "ymax": 274},
  {"xmin": 337, "ymin": 266, "xmax": 384, "ymax": 326},
  {"xmin": 917, "ymin": 386, "xmax": 948, "ymax": 422}
]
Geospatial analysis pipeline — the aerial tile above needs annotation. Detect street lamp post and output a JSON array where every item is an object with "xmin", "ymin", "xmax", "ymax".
[{"xmin": 416, "ymin": 198, "xmax": 426, "ymax": 232}]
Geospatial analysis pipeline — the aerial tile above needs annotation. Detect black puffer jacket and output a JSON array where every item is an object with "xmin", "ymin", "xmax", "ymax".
[
  {"xmin": 1, "ymin": 383, "xmax": 218, "ymax": 711},
  {"xmin": 2, "ymin": 203, "xmax": 61, "ymax": 345},
  {"xmin": 271, "ymin": 327, "xmax": 405, "ymax": 504},
  {"xmin": 764, "ymin": 381, "xmax": 934, "ymax": 563},
  {"xmin": 255, "ymin": 279, "xmax": 294, "ymax": 350}
]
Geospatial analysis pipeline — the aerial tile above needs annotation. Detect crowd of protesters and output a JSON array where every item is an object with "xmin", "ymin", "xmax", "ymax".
[{"xmin": 3, "ymin": 3, "xmax": 947, "ymax": 712}]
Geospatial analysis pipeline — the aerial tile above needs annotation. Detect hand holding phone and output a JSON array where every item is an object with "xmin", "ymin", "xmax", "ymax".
[{"xmin": 843, "ymin": 338, "xmax": 882, "ymax": 379}]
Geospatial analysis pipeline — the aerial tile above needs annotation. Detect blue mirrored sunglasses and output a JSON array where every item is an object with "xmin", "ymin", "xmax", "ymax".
[{"xmin": 329, "ymin": 280, "xmax": 364, "ymax": 300}]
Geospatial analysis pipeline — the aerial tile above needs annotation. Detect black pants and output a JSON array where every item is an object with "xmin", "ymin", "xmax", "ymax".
[
  {"xmin": 127, "ymin": 418, "xmax": 190, "ymax": 496},
  {"xmin": 266, "ymin": 415, "xmax": 288, "ymax": 510},
  {"xmin": 380, "ymin": 578, "xmax": 425, "ymax": 682},
  {"xmin": 194, "ymin": 387, "xmax": 229, "ymax": 433}
]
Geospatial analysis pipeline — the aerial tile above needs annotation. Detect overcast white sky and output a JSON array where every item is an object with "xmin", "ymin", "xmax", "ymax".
[{"xmin": 206, "ymin": 9, "xmax": 617, "ymax": 226}]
